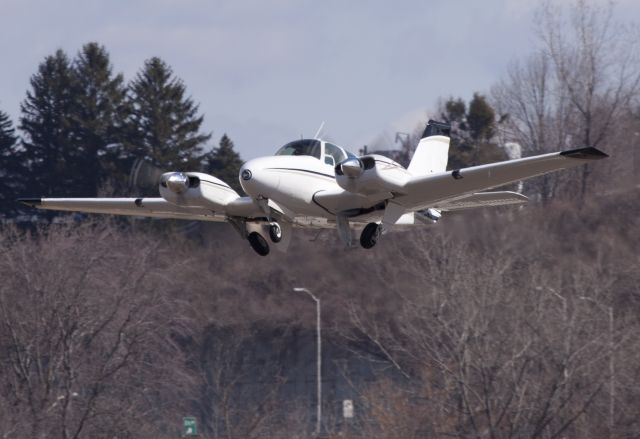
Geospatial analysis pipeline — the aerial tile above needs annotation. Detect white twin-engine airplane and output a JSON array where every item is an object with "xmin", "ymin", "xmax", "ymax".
[{"xmin": 19, "ymin": 120, "xmax": 608, "ymax": 256}]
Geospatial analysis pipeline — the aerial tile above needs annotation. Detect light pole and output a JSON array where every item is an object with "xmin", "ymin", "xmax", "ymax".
[
  {"xmin": 293, "ymin": 287, "xmax": 322, "ymax": 437},
  {"xmin": 537, "ymin": 286, "xmax": 569, "ymax": 381},
  {"xmin": 580, "ymin": 296, "xmax": 615, "ymax": 436}
]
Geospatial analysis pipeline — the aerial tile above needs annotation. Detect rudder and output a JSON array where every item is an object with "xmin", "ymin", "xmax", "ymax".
[{"xmin": 407, "ymin": 120, "xmax": 451, "ymax": 176}]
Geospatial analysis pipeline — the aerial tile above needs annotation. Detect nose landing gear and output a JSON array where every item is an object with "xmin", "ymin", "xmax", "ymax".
[{"xmin": 269, "ymin": 223, "xmax": 282, "ymax": 243}]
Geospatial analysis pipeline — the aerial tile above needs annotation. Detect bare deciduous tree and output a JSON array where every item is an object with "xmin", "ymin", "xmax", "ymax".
[
  {"xmin": 493, "ymin": 0, "xmax": 640, "ymax": 203},
  {"xmin": 0, "ymin": 223, "xmax": 195, "ymax": 438}
]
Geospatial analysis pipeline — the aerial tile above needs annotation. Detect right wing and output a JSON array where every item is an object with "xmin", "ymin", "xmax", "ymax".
[
  {"xmin": 18, "ymin": 197, "xmax": 229, "ymax": 222},
  {"xmin": 398, "ymin": 147, "xmax": 608, "ymax": 211}
]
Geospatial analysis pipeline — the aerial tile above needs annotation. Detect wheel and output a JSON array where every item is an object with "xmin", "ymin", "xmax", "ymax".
[
  {"xmin": 360, "ymin": 222, "xmax": 380, "ymax": 249},
  {"xmin": 269, "ymin": 223, "xmax": 282, "ymax": 243},
  {"xmin": 248, "ymin": 232, "xmax": 270, "ymax": 256}
]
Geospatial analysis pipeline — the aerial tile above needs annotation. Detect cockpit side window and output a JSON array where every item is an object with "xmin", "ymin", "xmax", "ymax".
[
  {"xmin": 324, "ymin": 143, "xmax": 347, "ymax": 165},
  {"xmin": 275, "ymin": 139, "xmax": 321, "ymax": 159}
]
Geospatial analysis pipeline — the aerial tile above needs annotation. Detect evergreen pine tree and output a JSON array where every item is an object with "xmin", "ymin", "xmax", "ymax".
[
  {"xmin": 0, "ymin": 109, "xmax": 26, "ymax": 217},
  {"xmin": 127, "ymin": 57, "xmax": 211, "ymax": 170},
  {"xmin": 440, "ymin": 97, "xmax": 471, "ymax": 150},
  {"xmin": 467, "ymin": 93, "xmax": 496, "ymax": 144},
  {"xmin": 440, "ymin": 94, "xmax": 507, "ymax": 169},
  {"xmin": 70, "ymin": 42, "xmax": 129, "ymax": 194},
  {"xmin": 443, "ymin": 97, "xmax": 467, "ymax": 130},
  {"xmin": 19, "ymin": 49, "xmax": 81, "ymax": 196},
  {"xmin": 0, "ymin": 109, "xmax": 18, "ymax": 154},
  {"xmin": 206, "ymin": 134, "xmax": 244, "ymax": 193}
]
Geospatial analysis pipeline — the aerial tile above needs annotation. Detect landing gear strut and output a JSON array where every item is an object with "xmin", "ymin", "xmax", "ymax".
[
  {"xmin": 248, "ymin": 232, "xmax": 270, "ymax": 256},
  {"xmin": 360, "ymin": 222, "xmax": 381, "ymax": 249}
]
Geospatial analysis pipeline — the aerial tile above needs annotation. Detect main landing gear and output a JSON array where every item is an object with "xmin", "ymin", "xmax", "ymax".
[
  {"xmin": 337, "ymin": 215, "xmax": 382, "ymax": 250},
  {"xmin": 248, "ymin": 232, "xmax": 270, "ymax": 256},
  {"xmin": 360, "ymin": 222, "xmax": 381, "ymax": 249},
  {"xmin": 248, "ymin": 222, "xmax": 283, "ymax": 256}
]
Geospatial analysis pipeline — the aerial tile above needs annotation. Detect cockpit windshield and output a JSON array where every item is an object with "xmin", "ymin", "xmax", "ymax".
[{"xmin": 275, "ymin": 139, "xmax": 321, "ymax": 159}]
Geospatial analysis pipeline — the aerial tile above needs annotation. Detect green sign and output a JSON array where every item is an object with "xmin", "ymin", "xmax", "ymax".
[{"xmin": 183, "ymin": 417, "xmax": 197, "ymax": 436}]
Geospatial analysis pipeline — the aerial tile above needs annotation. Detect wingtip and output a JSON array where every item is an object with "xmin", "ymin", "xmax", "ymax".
[
  {"xmin": 17, "ymin": 198, "xmax": 42, "ymax": 207},
  {"xmin": 560, "ymin": 147, "xmax": 609, "ymax": 160}
]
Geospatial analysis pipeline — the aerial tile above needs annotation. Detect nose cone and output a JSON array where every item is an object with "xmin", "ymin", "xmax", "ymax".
[
  {"xmin": 239, "ymin": 163, "xmax": 255, "ymax": 194},
  {"xmin": 239, "ymin": 157, "xmax": 280, "ymax": 198}
]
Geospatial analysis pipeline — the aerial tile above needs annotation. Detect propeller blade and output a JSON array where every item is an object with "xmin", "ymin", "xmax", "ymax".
[{"xmin": 129, "ymin": 158, "xmax": 166, "ymax": 193}]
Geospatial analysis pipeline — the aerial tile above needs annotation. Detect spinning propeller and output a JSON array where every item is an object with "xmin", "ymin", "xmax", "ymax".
[
  {"xmin": 128, "ymin": 158, "xmax": 200, "ymax": 233},
  {"xmin": 128, "ymin": 158, "xmax": 166, "ymax": 195}
]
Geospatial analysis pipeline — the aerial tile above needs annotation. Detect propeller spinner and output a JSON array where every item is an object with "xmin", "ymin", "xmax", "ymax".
[{"xmin": 160, "ymin": 172, "xmax": 190, "ymax": 194}]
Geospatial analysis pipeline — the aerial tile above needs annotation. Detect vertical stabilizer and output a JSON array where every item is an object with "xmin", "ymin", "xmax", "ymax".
[{"xmin": 407, "ymin": 120, "xmax": 451, "ymax": 176}]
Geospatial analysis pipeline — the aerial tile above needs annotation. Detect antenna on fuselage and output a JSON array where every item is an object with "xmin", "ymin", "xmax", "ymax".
[{"xmin": 313, "ymin": 121, "xmax": 326, "ymax": 140}]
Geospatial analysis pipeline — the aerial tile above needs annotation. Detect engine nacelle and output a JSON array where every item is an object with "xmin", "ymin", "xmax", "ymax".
[
  {"xmin": 334, "ymin": 155, "xmax": 410, "ymax": 195},
  {"xmin": 159, "ymin": 172, "xmax": 239, "ymax": 210},
  {"xmin": 336, "ymin": 157, "xmax": 364, "ymax": 178}
]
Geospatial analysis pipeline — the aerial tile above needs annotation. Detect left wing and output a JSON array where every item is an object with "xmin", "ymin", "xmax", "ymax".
[
  {"xmin": 396, "ymin": 147, "xmax": 608, "ymax": 211},
  {"xmin": 18, "ymin": 197, "xmax": 228, "ymax": 222}
]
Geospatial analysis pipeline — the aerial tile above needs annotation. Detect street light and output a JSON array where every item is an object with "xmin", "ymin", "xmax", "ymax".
[
  {"xmin": 579, "ymin": 295, "xmax": 615, "ymax": 436},
  {"xmin": 293, "ymin": 287, "xmax": 322, "ymax": 437},
  {"xmin": 536, "ymin": 286, "xmax": 569, "ymax": 381},
  {"xmin": 535, "ymin": 287, "xmax": 615, "ymax": 435}
]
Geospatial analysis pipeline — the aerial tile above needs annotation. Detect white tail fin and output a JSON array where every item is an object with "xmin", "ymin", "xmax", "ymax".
[{"xmin": 407, "ymin": 120, "xmax": 451, "ymax": 176}]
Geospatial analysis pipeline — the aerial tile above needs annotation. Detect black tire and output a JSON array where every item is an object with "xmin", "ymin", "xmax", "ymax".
[
  {"xmin": 360, "ymin": 222, "xmax": 380, "ymax": 249},
  {"xmin": 269, "ymin": 223, "xmax": 282, "ymax": 243},
  {"xmin": 248, "ymin": 232, "xmax": 270, "ymax": 256}
]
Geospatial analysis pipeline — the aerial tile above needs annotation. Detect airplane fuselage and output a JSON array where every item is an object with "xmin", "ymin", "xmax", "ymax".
[
  {"xmin": 240, "ymin": 155, "xmax": 340, "ymax": 218},
  {"xmin": 235, "ymin": 137, "xmax": 412, "ymax": 225}
]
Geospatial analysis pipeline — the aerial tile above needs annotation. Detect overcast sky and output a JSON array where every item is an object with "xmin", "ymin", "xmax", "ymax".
[{"xmin": 1, "ymin": 0, "xmax": 638, "ymax": 159}]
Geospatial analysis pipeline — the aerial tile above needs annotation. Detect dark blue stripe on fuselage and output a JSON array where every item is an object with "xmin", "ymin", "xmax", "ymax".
[
  {"xmin": 200, "ymin": 179, "xmax": 234, "ymax": 191},
  {"xmin": 265, "ymin": 168, "xmax": 335, "ymax": 180}
]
